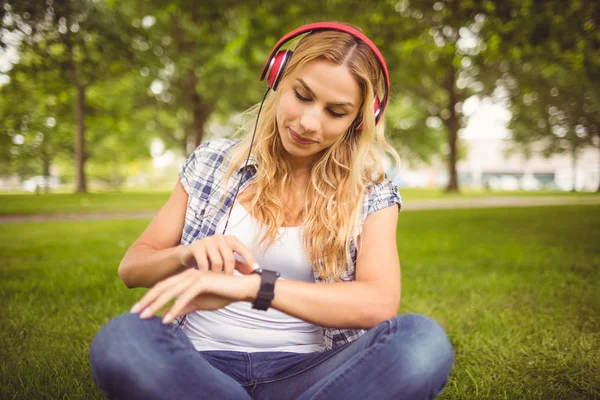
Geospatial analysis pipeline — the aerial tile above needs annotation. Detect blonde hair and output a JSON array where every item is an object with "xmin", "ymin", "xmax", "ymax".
[{"xmin": 222, "ymin": 27, "xmax": 400, "ymax": 281}]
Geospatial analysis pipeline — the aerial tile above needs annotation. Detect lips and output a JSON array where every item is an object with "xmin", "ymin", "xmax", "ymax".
[{"xmin": 289, "ymin": 128, "xmax": 317, "ymax": 145}]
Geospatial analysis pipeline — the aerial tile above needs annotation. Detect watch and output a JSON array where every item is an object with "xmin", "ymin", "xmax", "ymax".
[{"xmin": 250, "ymin": 268, "xmax": 280, "ymax": 311}]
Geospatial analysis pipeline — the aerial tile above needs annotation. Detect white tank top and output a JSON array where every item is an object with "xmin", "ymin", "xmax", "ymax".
[{"xmin": 183, "ymin": 201, "xmax": 325, "ymax": 353}]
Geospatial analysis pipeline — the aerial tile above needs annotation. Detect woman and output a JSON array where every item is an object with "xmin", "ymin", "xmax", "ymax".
[{"xmin": 90, "ymin": 22, "xmax": 454, "ymax": 399}]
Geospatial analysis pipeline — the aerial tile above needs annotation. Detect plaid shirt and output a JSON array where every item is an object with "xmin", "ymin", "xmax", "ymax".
[{"xmin": 176, "ymin": 138, "xmax": 402, "ymax": 350}]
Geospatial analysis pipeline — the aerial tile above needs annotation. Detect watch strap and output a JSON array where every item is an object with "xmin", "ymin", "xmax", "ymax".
[{"xmin": 251, "ymin": 268, "xmax": 280, "ymax": 311}]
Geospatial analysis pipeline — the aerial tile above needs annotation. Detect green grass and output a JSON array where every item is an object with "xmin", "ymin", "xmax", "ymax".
[
  {"xmin": 1, "ymin": 206, "xmax": 599, "ymax": 399},
  {"xmin": 1, "ymin": 189, "xmax": 598, "ymax": 216},
  {"xmin": 0, "ymin": 191, "xmax": 171, "ymax": 216},
  {"xmin": 399, "ymin": 187, "xmax": 600, "ymax": 199}
]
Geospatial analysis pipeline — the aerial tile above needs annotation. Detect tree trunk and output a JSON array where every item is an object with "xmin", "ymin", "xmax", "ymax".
[
  {"xmin": 443, "ymin": 66, "xmax": 460, "ymax": 193},
  {"xmin": 192, "ymin": 100, "xmax": 213, "ymax": 149},
  {"xmin": 69, "ymin": 38, "xmax": 88, "ymax": 194},
  {"xmin": 182, "ymin": 137, "xmax": 188, "ymax": 157},
  {"xmin": 42, "ymin": 154, "xmax": 51, "ymax": 195},
  {"xmin": 571, "ymin": 145, "xmax": 577, "ymax": 192},
  {"xmin": 187, "ymin": 70, "xmax": 214, "ymax": 153},
  {"xmin": 74, "ymin": 83, "xmax": 87, "ymax": 193},
  {"xmin": 112, "ymin": 160, "xmax": 120, "ymax": 188},
  {"xmin": 41, "ymin": 139, "xmax": 51, "ymax": 194},
  {"xmin": 597, "ymin": 140, "xmax": 600, "ymax": 192}
]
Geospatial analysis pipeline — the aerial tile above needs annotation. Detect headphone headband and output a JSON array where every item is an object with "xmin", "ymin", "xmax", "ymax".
[{"xmin": 260, "ymin": 22, "xmax": 390, "ymax": 125}]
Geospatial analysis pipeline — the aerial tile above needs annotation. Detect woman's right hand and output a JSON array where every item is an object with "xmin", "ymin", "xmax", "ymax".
[{"xmin": 179, "ymin": 234, "xmax": 258, "ymax": 276}]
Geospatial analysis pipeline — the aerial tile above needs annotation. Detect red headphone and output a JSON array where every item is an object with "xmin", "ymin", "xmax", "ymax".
[{"xmin": 260, "ymin": 22, "xmax": 390, "ymax": 126}]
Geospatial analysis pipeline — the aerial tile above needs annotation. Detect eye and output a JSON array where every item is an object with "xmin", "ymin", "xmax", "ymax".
[
  {"xmin": 328, "ymin": 110, "xmax": 345, "ymax": 119},
  {"xmin": 294, "ymin": 90, "xmax": 310, "ymax": 103}
]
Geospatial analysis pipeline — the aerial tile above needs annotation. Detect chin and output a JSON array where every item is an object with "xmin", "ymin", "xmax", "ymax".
[
  {"xmin": 280, "ymin": 137, "xmax": 304, "ymax": 157},
  {"xmin": 279, "ymin": 128, "xmax": 302, "ymax": 154}
]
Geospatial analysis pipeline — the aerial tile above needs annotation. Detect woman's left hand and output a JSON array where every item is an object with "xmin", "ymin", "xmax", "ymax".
[{"xmin": 130, "ymin": 269, "xmax": 259, "ymax": 324}]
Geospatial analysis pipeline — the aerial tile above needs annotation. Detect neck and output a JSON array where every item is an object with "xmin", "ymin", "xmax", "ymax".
[{"xmin": 289, "ymin": 167, "xmax": 312, "ymax": 186}]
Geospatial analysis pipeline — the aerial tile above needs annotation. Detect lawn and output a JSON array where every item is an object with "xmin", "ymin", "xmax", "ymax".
[
  {"xmin": 0, "ymin": 205, "xmax": 598, "ymax": 399},
  {"xmin": 1, "ymin": 188, "xmax": 598, "ymax": 216},
  {"xmin": 0, "ymin": 191, "xmax": 171, "ymax": 216}
]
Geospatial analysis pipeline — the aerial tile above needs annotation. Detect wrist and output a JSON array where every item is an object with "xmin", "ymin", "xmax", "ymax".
[
  {"xmin": 245, "ymin": 274, "xmax": 261, "ymax": 302},
  {"xmin": 176, "ymin": 244, "xmax": 190, "ymax": 270}
]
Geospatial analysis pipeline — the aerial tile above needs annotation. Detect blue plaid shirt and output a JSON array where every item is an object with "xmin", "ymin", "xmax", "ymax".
[{"xmin": 177, "ymin": 138, "xmax": 402, "ymax": 350}]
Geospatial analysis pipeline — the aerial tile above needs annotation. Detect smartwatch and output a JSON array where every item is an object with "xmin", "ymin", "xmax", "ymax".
[{"xmin": 250, "ymin": 268, "xmax": 280, "ymax": 311}]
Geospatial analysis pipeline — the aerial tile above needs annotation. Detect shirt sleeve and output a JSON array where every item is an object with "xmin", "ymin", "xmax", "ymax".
[
  {"xmin": 179, "ymin": 141, "xmax": 210, "ymax": 195},
  {"xmin": 366, "ymin": 179, "xmax": 403, "ymax": 216},
  {"xmin": 354, "ymin": 179, "xmax": 402, "ymax": 241}
]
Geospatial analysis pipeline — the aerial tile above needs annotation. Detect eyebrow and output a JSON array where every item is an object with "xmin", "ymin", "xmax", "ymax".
[{"xmin": 296, "ymin": 78, "xmax": 355, "ymax": 108}]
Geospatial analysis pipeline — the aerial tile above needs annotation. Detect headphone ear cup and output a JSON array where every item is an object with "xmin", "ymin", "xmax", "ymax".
[
  {"xmin": 373, "ymin": 95, "xmax": 381, "ymax": 121},
  {"xmin": 356, "ymin": 96, "xmax": 382, "ymax": 130},
  {"xmin": 266, "ymin": 50, "xmax": 293, "ymax": 91}
]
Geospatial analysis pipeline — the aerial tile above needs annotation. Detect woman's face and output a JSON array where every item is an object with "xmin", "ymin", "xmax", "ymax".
[{"xmin": 276, "ymin": 59, "xmax": 361, "ymax": 168}]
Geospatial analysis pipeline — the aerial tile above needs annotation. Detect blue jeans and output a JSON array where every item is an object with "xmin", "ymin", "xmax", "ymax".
[{"xmin": 90, "ymin": 312, "xmax": 453, "ymax": 399}]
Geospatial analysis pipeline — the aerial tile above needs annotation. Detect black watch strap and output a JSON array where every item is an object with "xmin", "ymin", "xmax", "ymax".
[{"xmin": 251, "ymin": 268, "xmax": 280, "ymax": 311}]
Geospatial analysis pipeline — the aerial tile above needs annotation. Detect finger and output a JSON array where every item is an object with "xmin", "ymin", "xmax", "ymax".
[
  {"xmin": 191, "ymin": 242, "xmax": 210, "ymax": 272},
  {"xmin": 226, "ymin": 236, "xmax": 258, "ymax": 274},
  {"xmin": 140, "ymin": 274, "xmax": 197, "ymax": 319},
  {"xmin": 235, "ymin": 259, "xmax": 255, "ymax": 275},
  {"xmin": 163, "ymin": 293, "xmax": 232, "ymax": 324},
  {"xmin": 217, "ymin": 236, "xmax": 236, "ymax": 275},
  {"xmin": 205, "ymin": 238, "xmax": 223, "ymax": 273},
  {"xmin": 163, "ymin": 279, "xmax": 209, "ymax": 322},
  {"xmin": 133, "ymin": 270, "xmax": 192, "ymax": 316}
]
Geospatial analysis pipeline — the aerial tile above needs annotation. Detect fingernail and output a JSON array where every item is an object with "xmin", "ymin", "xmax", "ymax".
[
  {"xmin": 253, "ymin": 263, "xmax": 260, "ymax": 271},
  {"xmin": 140, "ymin": 308, "xmax": 153, "ymax": 319},
  {"xmin": 130, "ymin": 303, "xmax": 142, "ymax": 313},
  {"xmin": 162, "ymin": 313, "xmax": 173, "ymax": 324}
]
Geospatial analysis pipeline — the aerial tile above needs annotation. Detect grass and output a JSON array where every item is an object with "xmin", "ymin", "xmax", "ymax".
[
  {"xmin": 0, "ymin": 191, "xmax": 171, "ymax": 216},
  {"xmin": 1, "ymin": 205, "xmax": 599, "ymax": 399},
  {"xmin": 399, "ymin": 188, "xmax": 600, "ymax": 199},
  {"xmin": 1, "ymin": 188, "xmax": 598, "ymax": 216}
]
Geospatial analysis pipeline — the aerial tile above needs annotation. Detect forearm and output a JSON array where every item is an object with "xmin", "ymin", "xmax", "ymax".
[
  {"xmin": 119, "ymin": 244, "xmax": 187, "ymax": 289},
  {"xmin": 244, "ymin": 276, "xmax": 399, "ymax": 330}
]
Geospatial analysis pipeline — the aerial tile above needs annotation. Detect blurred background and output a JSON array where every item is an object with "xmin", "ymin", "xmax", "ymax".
[{"xmin": 0, "ymin": 0, "xmax": 598, "ymax": 194}]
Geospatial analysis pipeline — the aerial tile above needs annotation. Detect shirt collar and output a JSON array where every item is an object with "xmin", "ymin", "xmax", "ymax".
[{"xmin": 235, "ymin": 154, "xmax": 258, "ymax": 172}]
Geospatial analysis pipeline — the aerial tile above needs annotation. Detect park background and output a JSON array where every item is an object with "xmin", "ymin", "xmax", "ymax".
[{"xmin": 0, "ymin": 0, "xmax": 599, "ymax": 399}]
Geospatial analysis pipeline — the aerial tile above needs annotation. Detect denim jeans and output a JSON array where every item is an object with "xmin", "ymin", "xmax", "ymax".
[{"xmin": 90, "ymin": 312, "xmax": 453, "ymax": 399}]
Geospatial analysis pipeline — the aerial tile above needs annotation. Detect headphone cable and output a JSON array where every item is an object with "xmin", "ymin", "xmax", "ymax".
[{"xmin": 221, "ymin": 87, "xmax": 271, "ymax": 235}]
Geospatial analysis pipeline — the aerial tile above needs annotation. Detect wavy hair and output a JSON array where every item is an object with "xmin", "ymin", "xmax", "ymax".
[{"xmin": 221, "ymin": 27, "xmax": 400, "ymax": 281}]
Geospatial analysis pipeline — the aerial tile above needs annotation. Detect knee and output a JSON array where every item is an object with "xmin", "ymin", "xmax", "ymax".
[
  {"xmin": 91, "ymin": 313, "xmax": 150, "ymax": 357},
  {"xmin": 389, "ymin": 313, "xmax": 454, "ymax": 381},
  {"xmin": 89, "ymin": 313, "xmax": 160, "ymax": 382}
]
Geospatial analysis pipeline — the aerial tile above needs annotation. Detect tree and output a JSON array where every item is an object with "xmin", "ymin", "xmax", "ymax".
[
  {"xmin": 120, "ymin": 1, "xmax": 274, "ymax": 155},
  {"xmin": 506, "ymin": 63, "xmax": 599, "ymax": 191},
  {"xmin": 332, "ymin": 1, "xmax": 493, "ymax": 192},
  {"xmin": 480, "ymin": 0, "xmax": 600, "ymax": 191},
  {"xmin": 0, "ymin": 44, "xmax": 73, "ymax": 188},
  {"xmin": 1, "ymin": 0, "xmax": 140, "ymax": 192}
]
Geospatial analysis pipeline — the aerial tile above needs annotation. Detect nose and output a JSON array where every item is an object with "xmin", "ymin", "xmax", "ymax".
[{"xmin": 300, "ymin": 106, "xmax": 322, "ymax": 133}]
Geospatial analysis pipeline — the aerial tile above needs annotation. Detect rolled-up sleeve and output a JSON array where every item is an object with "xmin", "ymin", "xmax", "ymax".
[
  {"xmin": 366, "ymin": 180, "xmax": 403, "ymax": 216},
  {"xmin": 179, "ymin": 142, "xmax": 211, "ymax": 195}
]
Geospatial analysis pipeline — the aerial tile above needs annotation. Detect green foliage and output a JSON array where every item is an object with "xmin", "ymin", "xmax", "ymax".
[
  {"xmin": 1, "ymin": 0, "xmax": 598, "ymax": 192},
  {"xmin": 0, "ymin": 0, "xmax": 148, "ymax": 191},
  {"xmin": 506, "ymin": 63, "xmax": 599, "ymax": 161},
  {"xmin": 335, "ymin": 0, "xmax": 495, "ymax": 191},
  {"xmin": 479, "ymin": 0, "xmax": 600, "ymax": 173},
  {"xmin": 0, "ymin": 57, "xmax": 73, "ymax": 178}
]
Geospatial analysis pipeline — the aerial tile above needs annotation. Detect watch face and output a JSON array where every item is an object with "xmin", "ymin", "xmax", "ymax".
[{"xmin": 252, "ymin": 268, "xmax": 280, "ymax": 277}]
